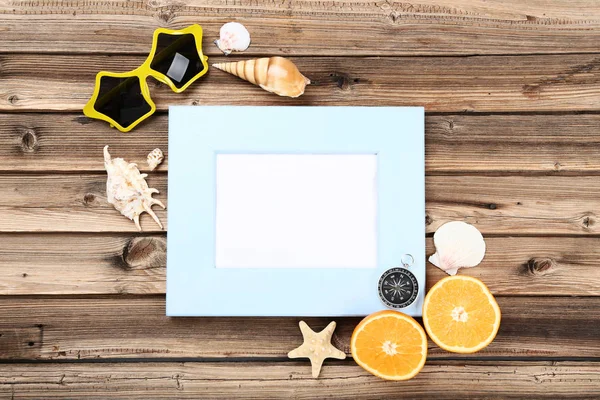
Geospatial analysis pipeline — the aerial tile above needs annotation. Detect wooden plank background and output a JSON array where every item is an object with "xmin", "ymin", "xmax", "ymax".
[{"xmin": 1, "ymin": 0, "xmax": 599, "ymax": 398}]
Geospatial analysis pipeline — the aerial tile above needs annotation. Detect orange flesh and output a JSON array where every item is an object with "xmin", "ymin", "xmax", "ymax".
[
  {"xmin": 424, "ymin": 276, "xmax": 501, "ymax": 352},
  {"xmin": 351, "ymin": 311, "xmax": 427, "ymax": 379}
]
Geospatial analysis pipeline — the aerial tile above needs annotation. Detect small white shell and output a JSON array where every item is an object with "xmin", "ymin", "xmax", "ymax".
[
  {"xmin": 104, "ymin": 146, "xmax": 165, "ymax": 231},
  {"xmin": 147, "ymin": 148, "xmax": 164, "ymax": 171},
  {"xmin": 428, "ymin": 221, "xmax": 486, "ymax": 275},
  {"xmin": 215, "ymin": 22, "xmax": 251, "ymax": 55}
]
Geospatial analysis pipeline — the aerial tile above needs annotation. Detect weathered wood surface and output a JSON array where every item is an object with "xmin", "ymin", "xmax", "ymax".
[
  {"xmin": 1, "ymin": 361, "xmax": 598, "ymax": 399},
  {"xmin": 1, "ymin": 234, "xmax": 598, "ymax": 296},
  {"xmin": 2, "ymin": 0, "xmax": 600, "ymax": 397},
  {"xmin": 5, "ymin": 113, "xmax": 600, "ymax": 173},
  {"xmin": 0, "ymin": 174, "xmax": 167, "ymax": 232},
  {"xmin": 2, "ymin": 0, "xmax": 600, "ymax": 56},
  {"xmin": 2, "ymin": 173, "xmax": 600, "ymax": 234},
  {"xmin": 0, "ymin": 234, "xmax": 166, "ymax": 295},
  {"xmin": 0, "ymin": 296, "xmax": 597, "ymax": 360},
  {"xmin": 3, "ymin": 54, "xmax": 600, "ymax": 112}
]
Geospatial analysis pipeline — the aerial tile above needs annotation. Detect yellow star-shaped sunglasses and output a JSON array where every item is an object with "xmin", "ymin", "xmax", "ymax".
[{"xmin": 83, "ymin": 24, "xmax": 209, "ymax": 132}]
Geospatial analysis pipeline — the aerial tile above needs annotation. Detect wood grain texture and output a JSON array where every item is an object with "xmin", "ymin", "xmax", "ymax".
[
  {"xmin": 2, "ymin": 0, "xmax": 600, "ymax": 56},
  {"xmin": 3, "ymin": 173, "xmax": 600, "ymax": 234},
  {"xmin": 5, "ymin": 113, "xmax": 600, "ymax": 173},
  {"xmin": 1, "ymin": 361, "xmax": 598, "ymax": 399},
  {"xmin": 1, "ymin": 234, "xmax": 598, "ymax": 296},
  {"xmin": 0, "ymin": 234, "xmax": 165, "ymax": 295},
  {"xmin": 2, "ymin": 0, "xmax": 600, "ymax": 397},
  {"xmin": 0, "ymin": 174, "xmax": 167, "ymax": 232},
  {"xmin": 3, "ymin": 54, "xmax": 600, "ymax": 112},
  {"xmin": 0, "ymin": 296, "xmax": 597, "ymax": 360},
  {"xmin": 426, "ymin": 175, "xmax": 600, "ymax": 235}
]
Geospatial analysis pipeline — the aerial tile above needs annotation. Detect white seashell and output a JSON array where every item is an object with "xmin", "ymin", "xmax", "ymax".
[
  {"xmin": 104, "ymin": 146, "xmax": 166, "ymax": 231},
  {"xmin": 428, "ymin": 221, "xmax": 486, "ymax": 275},
  {"xmin": 214, "ymin": 22, "xmax": 251, "ymax": 55},
  {"xmin": 147, "ymin": 148, "xmax": 164, "ymax": 171}
]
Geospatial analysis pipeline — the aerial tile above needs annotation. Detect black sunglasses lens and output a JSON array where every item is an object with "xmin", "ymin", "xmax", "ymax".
[
  {"xmin": 94, "ymin": 76, "xmax": 152, "ymax": 129},
  {"xmin": 150, "ymin": 33, "xmax": 205, "ymax": 89}
]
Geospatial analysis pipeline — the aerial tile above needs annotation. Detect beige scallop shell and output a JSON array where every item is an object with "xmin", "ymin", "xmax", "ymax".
[{"xmin": 428, "ymin": 221, "xmax": 486, "ymax": 275}]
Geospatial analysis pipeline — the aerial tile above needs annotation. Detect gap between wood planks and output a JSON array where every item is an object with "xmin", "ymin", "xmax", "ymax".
[
  {"xmin": 0, "ymin": 356, "xmax": 599, "ymax": 364},
  {"xmin": 4, "ymin": 51, "xmax": 600, "ymax": 58}
]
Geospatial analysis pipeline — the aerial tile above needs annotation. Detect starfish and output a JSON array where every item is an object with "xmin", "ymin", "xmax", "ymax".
[{"xmin": 287, "ymin": 320, "xmax": 346, "ymax": 378}]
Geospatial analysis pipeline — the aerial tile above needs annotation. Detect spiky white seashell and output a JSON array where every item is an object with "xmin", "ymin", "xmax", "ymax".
[
  {"xmin": 104, "ymin": 146, "xmax": 165, "ymax": 231},
  {"xmin": 147, "ymin": 148, "xmax": 164, "ymax": 171},
  {"xmin": 215, "ymin": 22, "xmax": 251, "ymax": 55},
  {"xmin": 428, "ymin": 221, "xmax": 486, "ymax": 275}
]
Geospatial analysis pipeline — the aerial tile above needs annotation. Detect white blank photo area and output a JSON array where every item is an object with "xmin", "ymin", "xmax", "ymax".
[{"xmin": 215, "ymin": 154, "xmax": 378, "ymax": 268}]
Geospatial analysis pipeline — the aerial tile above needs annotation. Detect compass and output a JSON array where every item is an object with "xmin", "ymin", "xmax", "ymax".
[{"xmin": 378, "ymin": 254, "xmax": 419, "ymax": 309}]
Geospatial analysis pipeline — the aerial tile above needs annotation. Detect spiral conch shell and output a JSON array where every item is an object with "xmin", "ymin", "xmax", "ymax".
[
  {"xmin": 104, "ymin": 146, "xmax": 165, "ymax": 231},
  {"xmin": 428, "ymin": 221, "xmax": 486, "ymax": 275},
  {"xmin": 212, "ymin": 57, "xmax": 310, "ymax": 98}
]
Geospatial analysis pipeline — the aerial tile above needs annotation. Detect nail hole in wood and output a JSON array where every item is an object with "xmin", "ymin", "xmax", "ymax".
[{"xmin": 72, "ymin": 116, "xmax": 93, "ymax": 125}]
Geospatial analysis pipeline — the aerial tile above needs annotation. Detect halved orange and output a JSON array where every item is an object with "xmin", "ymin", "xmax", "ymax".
[
  {"xmin": 351, "ymin": 310, "xmax": 427, "ymax": 380},
  {"xmin": 423, "ymin": 275, "xmax": 501, "ymax": 354}
]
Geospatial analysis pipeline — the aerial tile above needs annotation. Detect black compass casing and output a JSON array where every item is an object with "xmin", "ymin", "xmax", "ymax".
[{"xmin": 378, "ymin": 267, "xmax": 419, "ymax": 309}]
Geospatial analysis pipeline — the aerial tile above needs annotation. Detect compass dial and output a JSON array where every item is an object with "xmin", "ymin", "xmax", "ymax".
[{"xmin": 378, "ymin": 267, "xmax": 419, "ymax": 309}]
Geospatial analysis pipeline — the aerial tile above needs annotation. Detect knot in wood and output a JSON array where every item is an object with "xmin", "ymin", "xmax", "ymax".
[
  {"xmin": 20, "ymin": 127, "xmax": 38, "ymax": 153},
  {"xmin": 122, "ymin": 236, "xmax": 166, "ymax": 270},
  {"xmin": 157, "ymin": 8, "xmax": 174, "ymax": 23},
  {"xmin": 8, "ymin": 95, "xmax": 19, "ymax": 105},
  {"xmin": 331, "ymin": 332, "xmax": 350, "ymax": 355},
  {"xmin": 329, "ymin": 73, "xmax": 352, "ymax": 91},
  {"xmin": 526, "ymin": 258, "xmax": 555, "ymax": 275},
  {"xmin": 522, "ymin": 84, "xmax": 541, "ymax": 99},
  {"xmin": 83, "ymin": 193, "xmax": 97, "ymax": 206}
]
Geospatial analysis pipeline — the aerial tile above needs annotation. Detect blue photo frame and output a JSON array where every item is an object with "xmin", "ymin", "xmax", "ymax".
[{"xmin": 167, "ymin": 106, "xmax": 424, "ymax": 316}]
